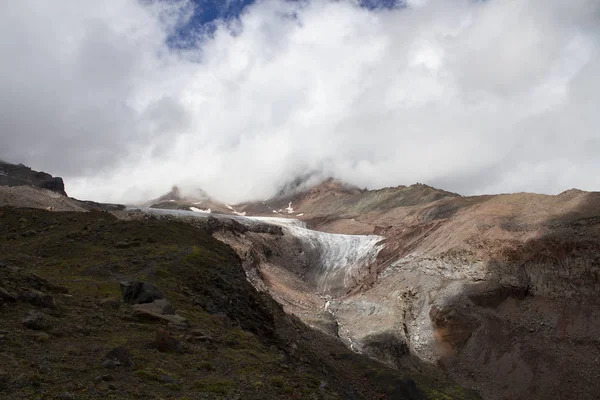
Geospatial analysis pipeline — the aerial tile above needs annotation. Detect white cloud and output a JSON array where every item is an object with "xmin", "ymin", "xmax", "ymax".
[{"xmin": 0, "ymin": 0, "xmax": 599, "ymax": 203}]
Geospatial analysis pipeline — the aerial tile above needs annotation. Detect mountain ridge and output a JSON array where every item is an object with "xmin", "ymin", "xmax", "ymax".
[{"xmin": 3, "ymin": 162, "xmax": 600, "ymax": 399}]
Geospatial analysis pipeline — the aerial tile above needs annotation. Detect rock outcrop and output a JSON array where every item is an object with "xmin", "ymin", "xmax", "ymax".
[
  {"xmin": 120, "ymin": 281, "xmax": 164, "ymax": 304},
  {"xmin": 0, "ymin": 160, "xmax": 67, "ymax": 196}
]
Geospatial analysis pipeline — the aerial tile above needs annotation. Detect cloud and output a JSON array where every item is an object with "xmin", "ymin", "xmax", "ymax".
[{"xmin": 0, "ymin": 0, "xmax": 599, "ymax": 203}]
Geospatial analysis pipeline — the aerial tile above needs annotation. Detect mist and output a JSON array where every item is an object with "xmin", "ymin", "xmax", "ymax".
[{"xmin": 1, "ymin": 0, "xmax": 599, "ymax": 203}]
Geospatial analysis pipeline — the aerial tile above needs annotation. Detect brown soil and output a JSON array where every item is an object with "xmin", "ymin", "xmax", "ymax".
[{"xmin": 226, "ymin": 183, "xmax": 600, "ymax": 400}]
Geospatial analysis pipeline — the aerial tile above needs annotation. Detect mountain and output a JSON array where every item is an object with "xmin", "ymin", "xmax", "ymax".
[
  {"xmin": 235, "ymin": 178, "xmax": 460, "ymax": 234},
  {"xmin": 0, "ymin": 160, "xmax": 67, "ymax": 196},
  {"xmin": 1, "ymin": 169, "xmax": 474, "ymax": 399},
  {"xmin": 219, "ymin": 180, "xmax": 600, "ymax": 400},
  {"xmin": 144, "ymin": 185, "xmax": 245, "ymax": 215},
  {"xmin": 0, "ymin": 161, "xmax": 125, "ymax": 212},
  {"xmin": 3, "ymin": 166, "xmax": 600, "ymax": 399}
]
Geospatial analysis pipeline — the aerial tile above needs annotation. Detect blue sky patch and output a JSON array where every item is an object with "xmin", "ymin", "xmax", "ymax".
[{"xmin": 167, "ymin": 0, "xmax": 405, "ymax": 48}]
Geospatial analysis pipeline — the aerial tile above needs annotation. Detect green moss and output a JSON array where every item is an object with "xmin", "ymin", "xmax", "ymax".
[
  {"xmin": 192, "ymin": 377, "xmax": 234, "ymax": 395},
  {"xmin": 135, "ymin": 369, "xmax": 161, "ymax": 382},
  {"xmin": 251, "ymin": 381, "xmax": 264, "ymax": 390},
  {"xmin": 162, "ymin": 383, "xmax": 181, "ymax": 391},
  {"xmin": 269, "ymin": 375, "xmax": 286, "ymax": 388},
  {"xmin": 198, "ymin": 361, "xmax": 214, "ymax": 371}
]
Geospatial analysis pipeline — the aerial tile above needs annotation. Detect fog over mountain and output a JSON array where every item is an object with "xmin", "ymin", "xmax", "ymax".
[{"xmin": 1, "ymin": 0, "xmax": 599, "ymax": 203}]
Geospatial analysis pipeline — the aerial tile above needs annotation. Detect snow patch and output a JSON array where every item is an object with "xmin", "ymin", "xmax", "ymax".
[
  {"xmin": 190, "ymin": 207, "xmax": 211, "ymax": 213},
  {"xmin": 296, "ymin": 213, "xmax": 304, "ymax": 217},
  {"xmin": 226, "ymin": 203, "xmax": 246, "ymax": 216},
  {"xmin": 286, "ymin": 202, "xmax": 294, "ymax": 214},
  {"xmin": 247, "ymin": 216, "xmax": 383, "ymax": 295}
]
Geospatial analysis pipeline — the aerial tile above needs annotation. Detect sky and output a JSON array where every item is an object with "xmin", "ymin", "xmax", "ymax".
[{"xmin": 0, "ymin": 0, "xmax": 599, "ymax": 203}]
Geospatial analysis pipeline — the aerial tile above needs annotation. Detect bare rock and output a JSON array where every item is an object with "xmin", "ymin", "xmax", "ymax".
[
  {"xmin": 103, "ymin": 346, "xmax": 134, "ymax": 368},
  {"xmin": 152, "ymin": 329, "xmax": 181, "ymax": 353},
  {"xmin": 130, "ymin": 301, "xmax": 189, "ymax": 328},
  {"xmin": 429, "ymin": 305, "xmax": 479, "ymax": 354},
  {"xmin": 250, "ymin": 223, "xmax": 284, "ymax": 235},
  {"xmin": 0, "ymin": 287, "xmax": 17, "ymax": 302},
  {"xmin": 20, "ymin": 289, "xmax": 58, "ymax": 310},
  {"xmin": 134, "ymin": 298, "xmax": 175, "ymax": 315},
  {"xmin": 94, "ymin": 374, "xmax": 114, "ymax": 382},
  {"xmin": 159, "ymin": 373, "xmax": 177, "ymax": 384},
  {"xmin": 0, "ymin": 160, "xmax": 67, "ymax": 196},
  {"xmin": 114, "ymin": 241, "xmax": 140, "ymax": 249},
  {"xmin": 101, "ymin": 359, "xmax": 120, "ymax": 369},
  {"xmin": 34, "ymin": 332, "xmax": 50, "ymax": 342},
  {"xmin": 22, "ymin": 310, "xmax": 52, "ymax": 330},
  {"xmin": 120, "ymin": 281, "xmax": 163, "ymax": 304},
  {"xmin": 99, "ymin": 297, "xmax": 121, "ymax": 310}
]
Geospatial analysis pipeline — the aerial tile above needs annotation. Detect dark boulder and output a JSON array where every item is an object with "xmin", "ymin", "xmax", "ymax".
[
  {"xmin": 0, "ymin": 287, "xmax": 17, "ymax": 303},
  {"xmin": 203, "ymin": 216, "xmax": 248, "ymax": 234},
  {"xmin": 99, "ymin": 297, "xmax": 121, "ymax": 310},
  {"xmin": 152, "ymin": 329, "xmax": 181, "ymax": 353},
  {"xmin": 251, "ymin": 223, "xmax": 284, "ymax": 235},
  {"xmin": 22, "ymin": 310, "xmax": 52, "ymax": 330},
  {"xmin": 120, "ymin": 281, "xmax": 163, "ymax": 304},
  {"xmin": 104, "ymin": 346, "xmax": 134, "ymax": 367},
  {"xmin": 20, "ymin": 289, "xmax": 58, "ymax": 310}
]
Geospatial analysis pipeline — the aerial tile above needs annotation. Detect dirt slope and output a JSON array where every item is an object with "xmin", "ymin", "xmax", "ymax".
[
  {"xmin": 225, "ymin": 182, "xmax": 600, "ymax": 400},
  {"xmin": 0, "ymin": 186, "xmax": 87, "ymax": 212}
]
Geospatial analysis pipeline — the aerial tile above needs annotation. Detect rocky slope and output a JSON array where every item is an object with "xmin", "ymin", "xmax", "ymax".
[
  {"xmin": 0, "ymin": 185, "xmax": 87, "ymax": 212},
  {"xmin": 213, "ymin": 180, "xmax": 600, "ymax": 400},
  {"xmin": 0, "ymin": 161, "xmax": 125, "ymax": 212},
  {"xmin": 235, "ymin": 179, "xmax": 460, "ymax": 234},
  {"xmin": 0, "ymin": 205, "xmax": 475, "ymax": 399},
  {"xmin": 4, "ymin": 167, "xmax": 599, "ymax": 399}
]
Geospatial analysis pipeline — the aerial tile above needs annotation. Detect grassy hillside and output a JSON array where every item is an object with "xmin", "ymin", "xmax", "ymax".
[{"xmin": 0, "ymin": 207, "xmax": 473, "ymax": 399}]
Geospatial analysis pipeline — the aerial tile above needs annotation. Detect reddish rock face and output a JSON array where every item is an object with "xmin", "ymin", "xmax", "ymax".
[{"xmin": 430, "ymin": 305, "xmax": 479, "ymax": 357}]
